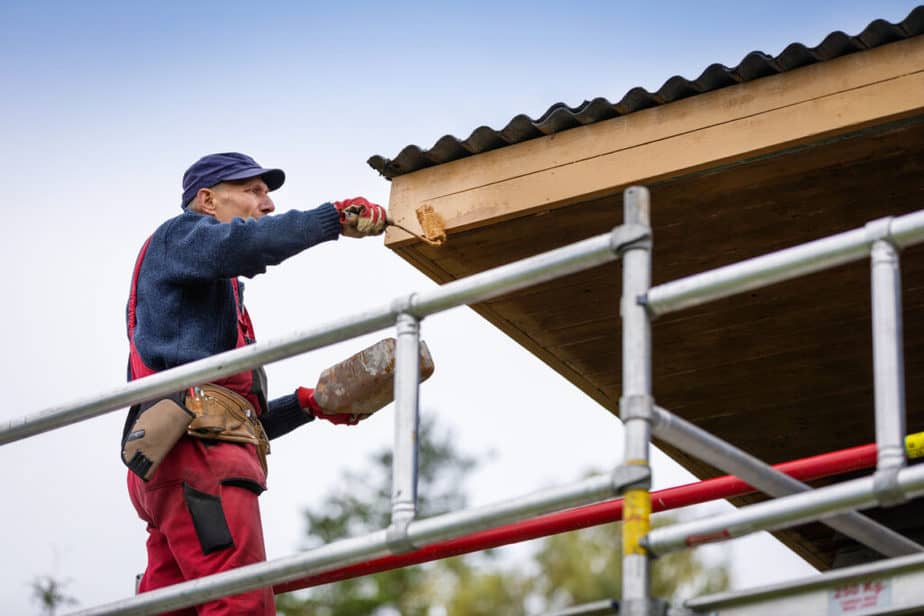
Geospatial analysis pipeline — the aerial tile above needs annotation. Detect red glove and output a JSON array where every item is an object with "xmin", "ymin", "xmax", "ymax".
[
  {"xmin": 297, "ymin": 387, "xmax": 364, "ymax": 426},
  {"xmin": 334, "ymin": 197, "xmax": 387, "ymax": 238}
]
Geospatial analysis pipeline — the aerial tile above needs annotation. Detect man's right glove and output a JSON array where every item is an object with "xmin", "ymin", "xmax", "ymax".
[
  {"xmin": 334, "ymin": 197, "xmax": 387, "ymax": 238},
  {"xmin": 297, "ymin": 386, "xmax": 364, "ymax": 426}
]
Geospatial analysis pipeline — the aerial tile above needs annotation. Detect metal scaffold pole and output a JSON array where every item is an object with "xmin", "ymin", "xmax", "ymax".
[
  {"xmin": 620, "ymin": 186, "xmax": 655, "ymax": 616},
  {"xmin": 388, "ymin": 312, "xmax": 422, "ymax": 553},
  {"xmin": 870, "ymin": 238, "xmax": 908, "ymax": 507}
]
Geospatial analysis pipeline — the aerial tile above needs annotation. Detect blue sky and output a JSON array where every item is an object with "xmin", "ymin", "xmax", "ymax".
[
  {"xmin": 0, "ymin": 1, "xmax": 920, "ymax": 613},
  {"xmin": 3, "ymin": 1, "xmax": 917, "ymax": 182}
]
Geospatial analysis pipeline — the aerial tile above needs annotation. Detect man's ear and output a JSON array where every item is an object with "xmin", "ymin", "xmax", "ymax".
[{"xmin": 196, "ymin": 188, "xmax": 217, "ymax": 216}]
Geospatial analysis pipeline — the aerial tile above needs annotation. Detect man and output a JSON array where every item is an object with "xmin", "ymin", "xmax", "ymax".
[{"xmin": 122, "ymin": 152, "xmax": 387, "ymax": 614}]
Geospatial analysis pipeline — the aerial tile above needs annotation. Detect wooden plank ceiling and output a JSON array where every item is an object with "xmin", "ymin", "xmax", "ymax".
[{"xmin": 382, "ymin": 36, "xmax": 924, "ymax": 570}]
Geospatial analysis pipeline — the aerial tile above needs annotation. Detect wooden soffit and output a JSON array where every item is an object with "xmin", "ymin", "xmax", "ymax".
[{"xmin": 383, "ymin": 35, "xmax": 924, "ymax": 571}]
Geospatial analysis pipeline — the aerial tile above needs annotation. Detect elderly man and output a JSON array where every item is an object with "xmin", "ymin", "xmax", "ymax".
[{"xmin": 122, "ymin": 152, "xmax": 386, "ymax": 614}]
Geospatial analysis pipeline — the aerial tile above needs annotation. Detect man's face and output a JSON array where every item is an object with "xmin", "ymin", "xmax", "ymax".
[{"xmin": 208, "ymin": 177, "xmax": 276, "ymax": 222}]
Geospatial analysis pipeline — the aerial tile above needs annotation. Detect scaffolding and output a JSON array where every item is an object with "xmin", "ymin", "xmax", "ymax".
[{"xmin": 3, "ymin": 187, "xmax": 924, "ymax": 615}]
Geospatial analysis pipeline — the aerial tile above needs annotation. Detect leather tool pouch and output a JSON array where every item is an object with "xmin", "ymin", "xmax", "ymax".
[
  {"xmin": 122, "ymin": 399, "xmax": 195, "ymax": 481},
  {"xmin": 185, "ymin": 384, "xmax": 271, "ymax": 475}
]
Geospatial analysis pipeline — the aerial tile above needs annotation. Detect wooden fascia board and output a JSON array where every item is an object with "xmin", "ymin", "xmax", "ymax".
[{"xmin": 385, "ymin": 35, "xmax": 924, "ymax": 247}]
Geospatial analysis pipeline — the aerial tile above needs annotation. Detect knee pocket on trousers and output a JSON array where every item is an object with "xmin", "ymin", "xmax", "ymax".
[
  {"xmin": 183, "ymin": 482, "xmax": 234, "ymax": 555},
  {"xmin": 222, "ymin": 477, "xmax": 266, "ymax": 495}
]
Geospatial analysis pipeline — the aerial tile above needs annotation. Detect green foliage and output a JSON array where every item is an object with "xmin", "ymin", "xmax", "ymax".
[
  {"xmin": 437, "ymin": 556, "xmax": 533, "ymax": 616},
  {"xmin": 30, "ymin": 575, "xmax": 78, "ymax": 616},
  {"xmin": 300, "ymin": 416, "xmax": 476, "ymax": 547},
  {"xmin": 277, "ymin": 415, "xmax": 483, "ymax": 616},
  {"xmin": 534, "ymin": 518, "xmax": 729, "ymax": 612},
  {"xmin": 277, "ymin": 415, "xmax": 729, "ymax": 615}
]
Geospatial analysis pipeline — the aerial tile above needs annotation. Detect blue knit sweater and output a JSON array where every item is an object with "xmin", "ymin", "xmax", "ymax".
[{"xmin": 128, "ymin": 204, "xmax": 341, "ymax": 440}]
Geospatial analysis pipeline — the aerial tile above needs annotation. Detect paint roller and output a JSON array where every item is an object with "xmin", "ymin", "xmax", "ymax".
[{"xmin": 386, "ymin": 204, "xmax": 447, "ymax": 247}]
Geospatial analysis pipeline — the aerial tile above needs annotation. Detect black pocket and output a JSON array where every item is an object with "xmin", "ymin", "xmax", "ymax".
[
  {"xmin": 183, "ymin": 483, "xmax": 234, "ymax": 554},
  {"xmin": 221, "ymin": 477, "xmax": 266, "ymax": 495}
]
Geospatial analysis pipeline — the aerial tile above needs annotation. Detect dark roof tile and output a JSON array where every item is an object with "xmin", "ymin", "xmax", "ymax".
[{"xmin": 369, "ymin": 6, "xmax": 924, "ymax": 179}]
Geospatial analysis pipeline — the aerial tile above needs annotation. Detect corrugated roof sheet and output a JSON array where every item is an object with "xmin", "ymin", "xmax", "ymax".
[{"xmin": 368, "ymin": 6, "xmax": 924, "ymax": 179}]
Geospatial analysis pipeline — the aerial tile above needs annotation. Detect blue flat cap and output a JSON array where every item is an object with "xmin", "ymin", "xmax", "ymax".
[{"xmin": 181, "ymin": 152, "xmax": 285, "ymax": 209}]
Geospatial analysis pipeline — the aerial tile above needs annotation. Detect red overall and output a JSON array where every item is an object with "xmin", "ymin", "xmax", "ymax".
[{"xmin": 126, "ymin": 238, "xmax": 275, "ymax": 615}]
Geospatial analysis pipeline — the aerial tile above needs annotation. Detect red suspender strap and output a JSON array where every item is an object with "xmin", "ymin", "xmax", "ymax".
[
  {"xmin": 127, "ymin": 237, "xmax": 156, "ymax": 380},
  {"xmin": 127, "ymin": 236, "xmax": 153, "ymax": 342}
]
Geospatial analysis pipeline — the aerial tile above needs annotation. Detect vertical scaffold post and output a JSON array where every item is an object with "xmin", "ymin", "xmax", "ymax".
[
  {"xmin": 620, "ymin": 186, "xmax": 654, "ymax": 616},
  {"xmin": 388, "ymin": 312, "xmax": 421, "ymax": 552},
  {"xmin": 870, "ymin": 239, "xmax": 908, "ymax": 505}
]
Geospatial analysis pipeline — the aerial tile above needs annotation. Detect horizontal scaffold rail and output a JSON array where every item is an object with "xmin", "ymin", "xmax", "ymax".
[
  {"xmin": 72, "ymin": 465, "xmax": 649, "ymax": 615},
  {"xmin": 554, "ymin": 549, "xmax": 924, "ymax": 616},
  {"xmin": 273, "ymin": 439, "xmax": 883, "ymax": 596},
  {"xmin": 684, "ymin": 551, "xmax": 924, "ymax": 616},
  {"xmin": 71, "ymin": 441, "xmax": 877, "ymax": 615},
  {"xmin": 643, "ymin": 464, "xmax": 924, "ymax": 557},
  {"xmin": 0, "ymin": 224, "xmax": 649, "ymax": 447},
  {"xmin": 651, "ymin": 406, "xmax": 923, "ymax": 557},
  {"xmin": 646, "ymin": 210, "xmax": 924, "ymax": 316}
]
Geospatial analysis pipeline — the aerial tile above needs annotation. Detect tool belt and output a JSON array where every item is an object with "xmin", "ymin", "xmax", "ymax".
[
  {"xmin": 123, "ymin": 398, "xmax": 195, "ymax": 481},
  {"xmin": 123, "ymin": 384, "xmax": 270, "ymax": 481},
  {"xmin": 185, "ymin": 384, "xmax": 271, "ymax": 475}
]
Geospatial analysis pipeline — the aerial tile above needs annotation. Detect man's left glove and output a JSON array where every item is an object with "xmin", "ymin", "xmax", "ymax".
[
  {"xmin": 297, "ymin": 386, "xmax": 364, "ymax": 426},
  {"xmin": 334, "ymin": 197, "xmax": 387, "ymax": 238}
]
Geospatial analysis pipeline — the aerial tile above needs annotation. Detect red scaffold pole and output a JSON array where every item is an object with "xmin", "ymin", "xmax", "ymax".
[{"xmin": 274, "ymin": 442, "xmax": 877, "ymax": 594}]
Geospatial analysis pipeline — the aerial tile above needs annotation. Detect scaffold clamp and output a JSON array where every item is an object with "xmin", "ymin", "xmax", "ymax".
[
  {"xmin": 620, "ymin": 394, "xmax": 655, "ymax": 423},
  {"xmin": 386, "ymin": 515, "xmax": 417, "ymax": 555},
  {"xmin": 609, "ymin": 223, "xmax": 651, "ymax": 256},
  {"xmin": 617, "ymin": 597, "xmax": 672, "ymax": 616},
  {"xmin": 865, "ymin": 216, "xmax": 897, "ymax": 246},
  {"xmin": 612, "ymin": 463, "xmax": 652, "ymax": 494},
  {"xmin": 874, "ymin": 465, "xmax": 909, "ymax": 508}
]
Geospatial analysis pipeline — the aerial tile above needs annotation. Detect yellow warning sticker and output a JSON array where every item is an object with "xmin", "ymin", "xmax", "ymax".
[
  {"xmin": 906, "ymin": 432, "xmax": 924, "ymax": 459},
  {"xmin": 623, "ymin": 489, "xmax": 651, "ymax": 556}
]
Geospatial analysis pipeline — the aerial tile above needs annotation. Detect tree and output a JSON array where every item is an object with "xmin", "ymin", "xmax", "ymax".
[
  {"xmin": 434, "ymin": 556, "xmax": 533, "ymax": 616},
  {"xmin": 30, "ymin": 575, "xmax": 78, "ymax": 616},
  {"xmin": 277, "ymin": 414, "xmax": 503, "ymax": 616},
  {"xmin": 533, "ymin": 519, "xmax": 729, "ymax": 612},
  {"xmin": 277, "ymin": 415, "xmax": 728, "ymax": 614}
]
